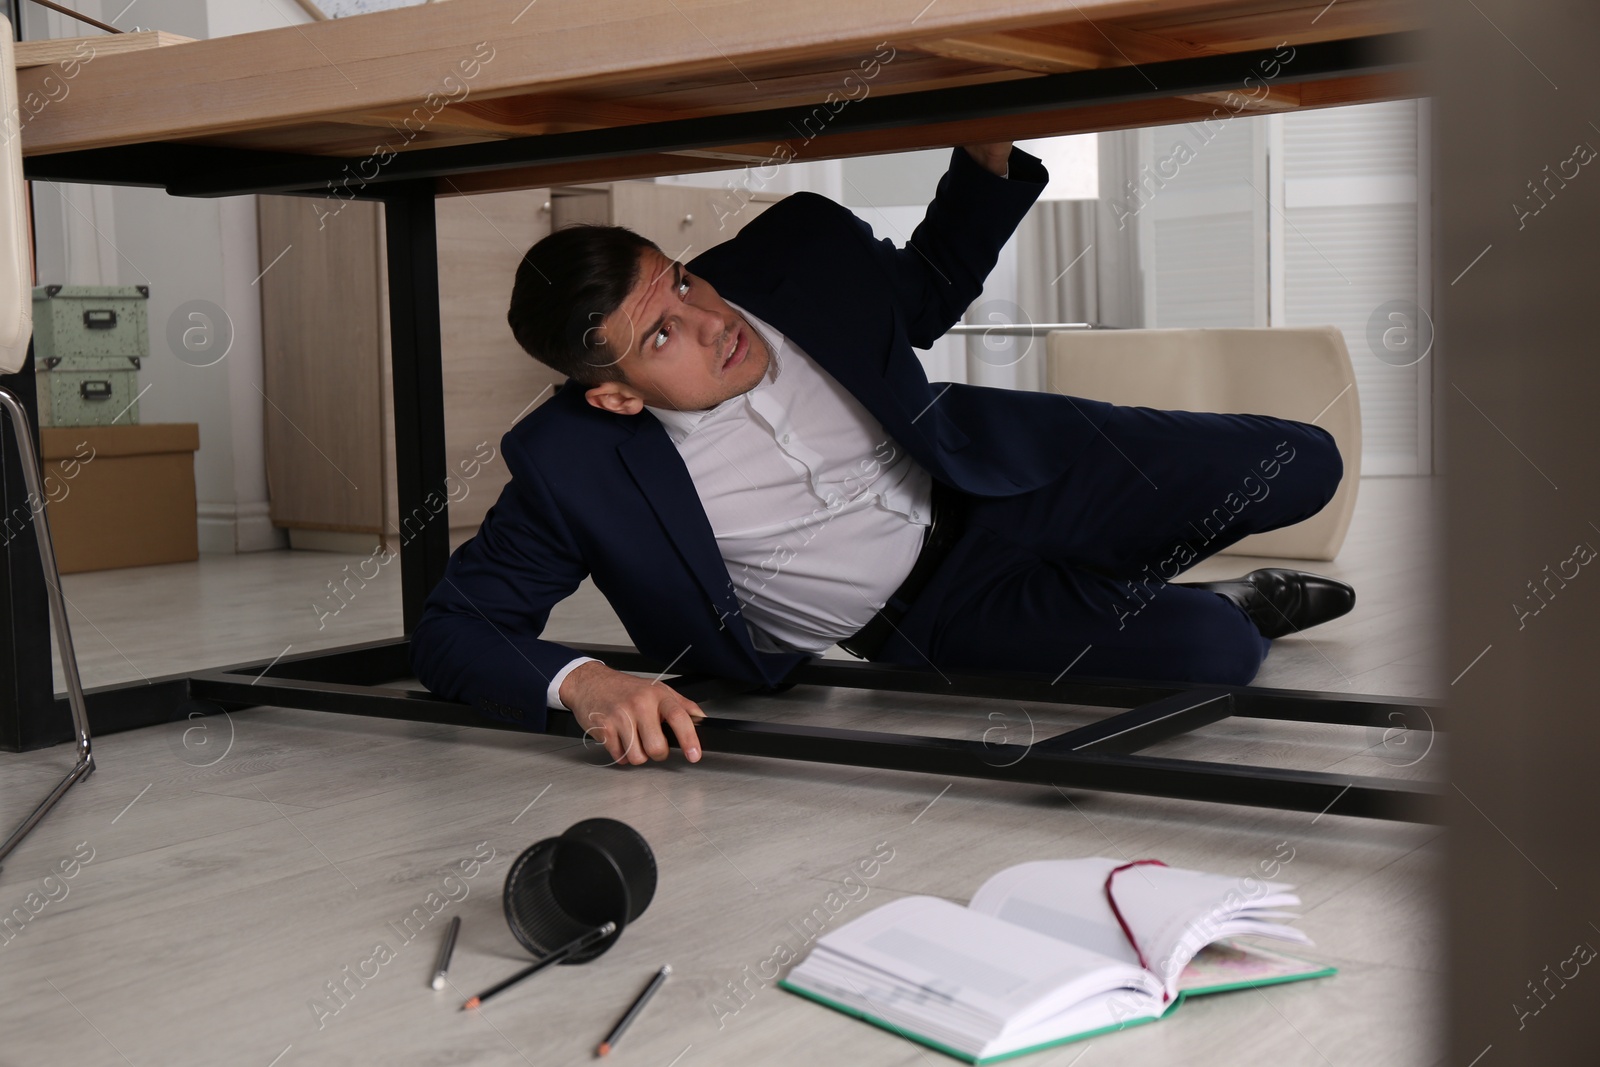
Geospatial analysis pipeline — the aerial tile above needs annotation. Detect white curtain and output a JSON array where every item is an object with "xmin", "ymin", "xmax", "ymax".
[
  {"xmin": 977, "ymin": 128, "xmax": 1149, "ymax": 393},
  {"xmin": 978, "ymin": 200, "xmax": 1098, "ymax": 393},
  {"xmin": 1016, "ymin": 199, "xmax": 1100, "ymax": 325}
]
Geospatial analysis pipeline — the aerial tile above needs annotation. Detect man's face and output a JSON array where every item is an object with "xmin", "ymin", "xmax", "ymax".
[{"xmin": 583, "ymin": 246, "xmax": 772, "ymax": 415}]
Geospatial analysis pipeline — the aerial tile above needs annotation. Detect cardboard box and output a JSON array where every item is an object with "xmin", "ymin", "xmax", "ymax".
[{"xmin": 38, "ymin": 423, "xmax": 199, "ymax": 574}]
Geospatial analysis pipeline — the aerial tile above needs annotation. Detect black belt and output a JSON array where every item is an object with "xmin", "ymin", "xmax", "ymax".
[{"xmin": 837, "ymin": 480, "xmax": 968, "ymax": 660}]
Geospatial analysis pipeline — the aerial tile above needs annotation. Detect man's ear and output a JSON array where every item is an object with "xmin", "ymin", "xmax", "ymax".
[{"xmin": 584, "ymin": 379, "xmax": 646, "ymax": 416}]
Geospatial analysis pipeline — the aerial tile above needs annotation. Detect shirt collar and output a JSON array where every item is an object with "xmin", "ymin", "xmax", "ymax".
[{"xmin": 645, "ymin": 299, "xmax": 785, "ymax": 445}]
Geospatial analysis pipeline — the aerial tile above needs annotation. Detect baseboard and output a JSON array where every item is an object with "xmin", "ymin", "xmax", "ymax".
[
  {"xmin": 197, "ymin": 500, "xmax": 287, "ymax": 554},
  {"xmin": 288, "ymin": 528, "xmax": 384, "ymax": 554}
]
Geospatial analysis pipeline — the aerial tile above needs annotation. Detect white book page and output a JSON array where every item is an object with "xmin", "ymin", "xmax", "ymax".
[
  {"xmin": 988, "ymin": 989, "xmax": 1158, "ymax": 1059},
  {"xmin": 799, "ymin": 895, "xmax": 1160, "ymax": 1031},
  {"xmin": 970, "ymin": 858, "xmax": 1138, "ymax": 965},
  {"xmin": 967, "ymin": 859, "xmax": 1308, "ymax": 997},
  {"xmin": 1177, "ymin": 941, "xmax": 1330, "ymax": 994}
]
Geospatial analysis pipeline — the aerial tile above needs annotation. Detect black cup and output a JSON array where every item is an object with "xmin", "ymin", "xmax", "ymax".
[{"xmin": 502, "ymin": 818, "xmax": 657, "ymax": 964}]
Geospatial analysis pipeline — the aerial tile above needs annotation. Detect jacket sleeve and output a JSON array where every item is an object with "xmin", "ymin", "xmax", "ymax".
[
  {"xmin": 408, "ymin": 435, "xmax": 591, "ymax": 731},
  {"xmin": 849, "ymin": 145, "xmax": 1049, "ymax": 349}
]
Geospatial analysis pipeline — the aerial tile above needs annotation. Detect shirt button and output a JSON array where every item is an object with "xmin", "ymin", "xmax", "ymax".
[
  {"xmin": 781, "ymin": 433, "xmax": 791, "ymax": 444},
  {"xmin": 912, "ymin": 510, "xmax": 921, "ymax": 521}
]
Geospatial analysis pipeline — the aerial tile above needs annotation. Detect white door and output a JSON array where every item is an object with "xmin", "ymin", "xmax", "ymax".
[
  {"xmin": 1138, "ymin": 114, "xmax": 1271, "ymax": 329},
  {"xmin": 1275, "ymin": 99, "xmax": 1431, "ymax": 476}
]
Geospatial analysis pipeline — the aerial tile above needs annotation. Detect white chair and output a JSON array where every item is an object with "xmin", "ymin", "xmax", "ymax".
[
  {"xmin": 0, "ymin": 15, "xmax": 95, "ymax": 870},
  {"xmin": 1044, "ymin": 326, "xmax": 1362, "ymax": 561}
]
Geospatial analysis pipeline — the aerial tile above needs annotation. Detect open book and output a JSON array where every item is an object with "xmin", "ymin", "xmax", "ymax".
[{"xmin": 779, "ymin": 857, "xmax": 1334, "ymax": 1063}]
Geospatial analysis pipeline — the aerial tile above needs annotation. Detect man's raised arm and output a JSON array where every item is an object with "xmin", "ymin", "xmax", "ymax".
[{"xmin": 857, "ymin": 141, "xmax": 1049, "ymax": 349}]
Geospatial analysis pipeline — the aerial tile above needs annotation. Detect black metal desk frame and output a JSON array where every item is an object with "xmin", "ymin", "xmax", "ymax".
[{"xmin": 2, "ymin": 33, "xmax": 1438, "ymax": 823}]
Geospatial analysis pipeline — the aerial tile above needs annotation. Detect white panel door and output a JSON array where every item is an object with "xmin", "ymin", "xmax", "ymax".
[
  {"xmin": 1277, "ymin": 99, "xmax": 1431, "ymax": 476},
  {"xmin": 1137, "ymin": 115, "xmax": 1270, "ymax": 329}
]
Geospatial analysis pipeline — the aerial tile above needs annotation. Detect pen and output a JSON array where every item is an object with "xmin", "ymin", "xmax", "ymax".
[
  {"xmin": 597, "ymin": 964, "xmax": 670, "ymax": 1056},
  {"xmin": 460, "ymin": 922, "xmax": 617, "ymax": 1011},
  {"xmin": 431, "ymin": 915, "xmax": 461, "ymax": 991}
]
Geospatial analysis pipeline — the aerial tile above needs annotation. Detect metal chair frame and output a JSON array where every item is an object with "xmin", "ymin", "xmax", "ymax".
[{"xmin": 0, "ymin": 386, "xmax": 93, "ymax": 870}]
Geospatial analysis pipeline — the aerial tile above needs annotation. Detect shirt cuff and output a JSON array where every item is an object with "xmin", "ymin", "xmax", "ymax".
[{"xmin": 547, "ymin": 656, "xmax": 601, "ymax": 710}]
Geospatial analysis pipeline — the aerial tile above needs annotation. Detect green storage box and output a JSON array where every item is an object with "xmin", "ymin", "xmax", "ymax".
[
  {"xmin": 31, "ymin": 284, "xmax": 150, "ymax": 365},
  {"xmin": 31, "ymin": 284, "xmax": 146, "ymax": 427},
  {"xmin": 37, "ymin": 368, "xmax": 141, "ymax": 427}
]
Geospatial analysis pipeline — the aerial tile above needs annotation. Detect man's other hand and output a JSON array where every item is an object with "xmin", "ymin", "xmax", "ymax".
[
  {"xmin": 963, "ymin": 142, "xmax": 1013, "ymax": 177},
  {"xmin": 559, "ymin": 660, "xmax": 705, "ymax": 766}
]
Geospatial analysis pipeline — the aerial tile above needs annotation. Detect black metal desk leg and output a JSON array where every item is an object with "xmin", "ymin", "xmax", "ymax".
[{"xmin": 382, "ymin": 182, "xmax": 450, "ymax": 634}]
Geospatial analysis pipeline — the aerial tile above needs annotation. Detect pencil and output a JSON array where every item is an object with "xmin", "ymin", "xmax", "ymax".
[
  {"xmin": 431, "ymin": 915, "xmax": 461, "ymax": 991},
  {"xmin": 460, "ymin": 922, "xmax": 616, "ymax": 1011},
  {"xmin": 597, "ymin": 964, "xmax": 670, "ymax": 1056}
]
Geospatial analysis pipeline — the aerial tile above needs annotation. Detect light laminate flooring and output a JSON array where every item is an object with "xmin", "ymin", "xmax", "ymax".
[
  {"xmin": 1, "ymin": 475, "xmax": 1445, "ymax": 1067},
  {"xmin": 43, "ymin": 476, "xmax": 1443, "ymax": 700}
]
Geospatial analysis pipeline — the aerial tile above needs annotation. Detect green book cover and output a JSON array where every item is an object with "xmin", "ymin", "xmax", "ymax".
[
  {"xmin": 778, "ymin": 978, "xmax": 1160, "ymax": 1064},
  {"xmin": 779, "ymin": 942, "xmax": 1336, "ymax": 1064}
]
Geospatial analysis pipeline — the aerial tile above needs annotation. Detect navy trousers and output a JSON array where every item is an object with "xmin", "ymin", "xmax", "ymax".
[{"xmin": 875, "ymin": 406, "xmax": 1344, "ymax": 687}]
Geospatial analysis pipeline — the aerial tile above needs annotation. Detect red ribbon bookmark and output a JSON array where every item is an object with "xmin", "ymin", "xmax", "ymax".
[{"xmin": 1103, "ymin": 859, "xmax": 1171, "ymax": 1002}]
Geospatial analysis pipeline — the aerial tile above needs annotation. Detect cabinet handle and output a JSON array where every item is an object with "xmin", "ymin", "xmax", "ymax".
[
  {"xmin": 540, "ymin": 201, "xmax": 552, "ymax": 212},
  {"xmin": 682, "ymin": 213, "xmax": 693, "ymax": 226}
]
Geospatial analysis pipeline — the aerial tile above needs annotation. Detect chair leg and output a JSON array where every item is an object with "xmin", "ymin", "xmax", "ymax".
[{"xmin": 0, "ymin": 386, "xmax": 94, "ymax": 872}]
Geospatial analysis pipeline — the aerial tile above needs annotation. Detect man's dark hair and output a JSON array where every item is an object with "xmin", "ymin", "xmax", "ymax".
[{"xmin": 506, "ymin": 224, "xmax": 662, "ymax": 386}]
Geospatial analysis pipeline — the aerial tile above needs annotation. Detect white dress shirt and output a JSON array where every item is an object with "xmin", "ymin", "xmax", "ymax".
[{"xmin": 546, "ymin": 300, "xmax": 933, "ymax": 708}]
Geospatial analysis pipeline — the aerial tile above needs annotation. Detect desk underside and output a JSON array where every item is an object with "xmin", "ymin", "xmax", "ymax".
[{"xmin": 18, "ymin": 0, "xmax": 1421, "ymax": 194}]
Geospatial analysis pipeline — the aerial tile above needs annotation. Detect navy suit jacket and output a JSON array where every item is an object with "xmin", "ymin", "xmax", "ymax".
[{"xmin": 410, "ymin": 146, "xmax": 1117, "ymax": 728}]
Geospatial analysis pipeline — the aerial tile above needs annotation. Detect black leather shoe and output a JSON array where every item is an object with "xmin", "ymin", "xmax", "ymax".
[{"xmin": 1176, "ymin": 568, "xmax": 1355, "ymax": 639}]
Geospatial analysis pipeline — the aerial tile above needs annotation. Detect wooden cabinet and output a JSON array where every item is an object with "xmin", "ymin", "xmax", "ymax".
[
  {"xmin": 258, "ymin": 180, "xmax": 780, "ymax": 553},
  {"xmin": 392, "ymin": 188, "xmax": 564, "ymax": 544},
  {"xmin": 257, "ymin": 194, "xmax": 391, "ymax": 544},
  {"xmin": 552, "ymin": 181, "xmax": 781, "ymax": 265},
  {"xmin": 258, "ymin": 188, "xmax": 558, "ymax": 552}
]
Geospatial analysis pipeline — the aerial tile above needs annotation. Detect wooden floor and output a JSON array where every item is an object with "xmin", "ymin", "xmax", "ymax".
[{"xmin": 3, "ymin": 476, "xmax": 1444, "ymax": 1067}]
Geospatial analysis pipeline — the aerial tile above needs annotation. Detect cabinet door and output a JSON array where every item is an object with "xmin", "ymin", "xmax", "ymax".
[
  {"xmin": 380, "ymin": 191, "xmax": 563, "ymax": 551},
  {"xmin": 263, "ymin": 191, "xmax": 560, "ymax": 548},
  {"xmin": 258, "ymin": 195, "xmax": 386, "ymax": 535},
  {"xmin": 609, "ymin": 182, "xmax": 778, "ymax": 260},
  {"xmin": 432, "ymin": 188, "xmax": 559, "ymax": 546}
]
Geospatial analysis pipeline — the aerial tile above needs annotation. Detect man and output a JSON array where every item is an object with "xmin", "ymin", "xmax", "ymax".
[{"xmin": 410, "ymin": 141, "xmax": 1353, "ymax": 768}]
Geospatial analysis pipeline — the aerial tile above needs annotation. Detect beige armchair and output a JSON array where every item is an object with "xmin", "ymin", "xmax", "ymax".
[
  {"xmin": 0, "ymin": 16, "xmax": 96, "ymax": 869},
  {"xmin": 1045, "ymin": 326, "xmax": 1361, "ymax": 561}
]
